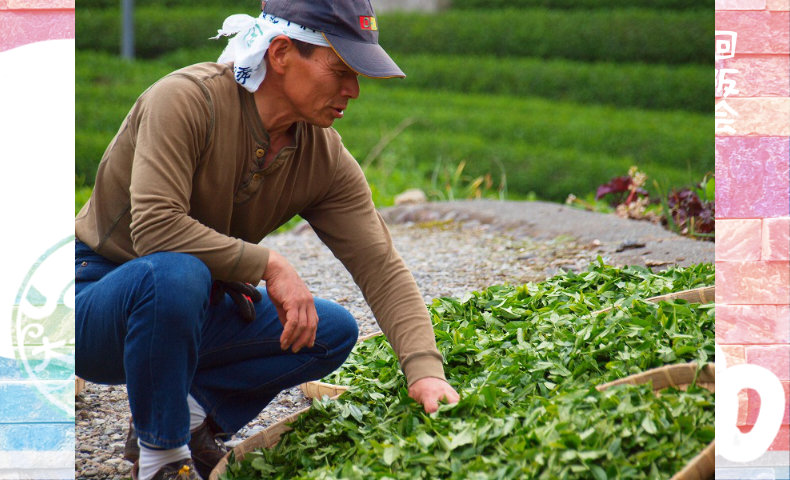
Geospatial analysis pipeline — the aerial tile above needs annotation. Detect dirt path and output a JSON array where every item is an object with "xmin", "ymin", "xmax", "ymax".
[{"xmin": 381, "ymin": 200, "xmax": 713, "ymax": 269}]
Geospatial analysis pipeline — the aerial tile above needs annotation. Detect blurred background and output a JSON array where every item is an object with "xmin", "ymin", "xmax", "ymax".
[{"xmin": 75, "ymin": 0, "xmax": 712, "ymax": 234}]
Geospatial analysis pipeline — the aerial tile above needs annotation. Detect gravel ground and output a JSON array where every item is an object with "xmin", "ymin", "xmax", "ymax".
[{"xmin": 75, "ymin": 201, "xmax": 713, "ymax": 479}]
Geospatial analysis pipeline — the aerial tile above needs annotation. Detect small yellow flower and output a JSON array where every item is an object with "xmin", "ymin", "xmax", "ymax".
[{"xmin": 177, "ymin": 465, "xmax": 191, "ymax": 479}]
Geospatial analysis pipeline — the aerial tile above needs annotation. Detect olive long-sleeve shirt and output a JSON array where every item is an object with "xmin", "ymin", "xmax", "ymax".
[{"xmin": 75, "ymin": 62, "xmax": 445, "ymax": 385}]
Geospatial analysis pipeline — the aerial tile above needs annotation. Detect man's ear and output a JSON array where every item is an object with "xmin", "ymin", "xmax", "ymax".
[{"xmin": 267, "ymin": 35, "xmax": 293, "ymax": 75}]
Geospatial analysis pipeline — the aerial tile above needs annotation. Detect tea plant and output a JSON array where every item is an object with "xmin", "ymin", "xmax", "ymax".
[{"xmin": 222, "ymin": 262, "xmax": 714, "ymax": 479}]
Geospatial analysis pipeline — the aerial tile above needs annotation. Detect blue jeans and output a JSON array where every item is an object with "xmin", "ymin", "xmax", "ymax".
[{"xmin": 74, "ymin": 241, "xmax": 358, "ymax": 449}]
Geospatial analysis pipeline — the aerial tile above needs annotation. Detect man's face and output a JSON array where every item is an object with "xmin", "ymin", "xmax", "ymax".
[{"xmin": 282, "ymin": 44, "xmax": 360, "ymax": 128}]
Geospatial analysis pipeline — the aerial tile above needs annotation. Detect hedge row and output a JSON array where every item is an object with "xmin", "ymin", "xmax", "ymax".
[
  {"xmin": 76, "ymin": 7, "xmax": 232, "ymax": 58},
  {"xmin": 76, "ymin": 51, "xmax": 711, "ymax": 200},
  {"xmin": 389, "ymin": 54, "xmax": 710, "ymax": 113},
  {"xmin": 77, "ymin": 0, "xmax": 244, "ymax": 8},
  {"xmin": 379, "ymin": 9, "xmax": 710, "ymax": 65},
  {"xmin": 76, "ymin": 0, "xmax": 706, "ymax": 11},
  {"xmin": 153, "ymin": 48, "xmax": 710, "ymax": 113},
  {"xmin": 77, "ymin": 7, "xmax": 710, "ymax": 64},
  {"xmin": 450, "ymin": 0, "xmax": 707, "ymax": 9},
  {"xmin": 338, "ymin": 86, "xmax": 712, "ymax": 194},
  {"xmin": 149, "ymin": 47, "xmax": 709, "ymax": 113}
]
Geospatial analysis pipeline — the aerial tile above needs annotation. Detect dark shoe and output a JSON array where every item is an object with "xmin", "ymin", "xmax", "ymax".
[
  {"xmin": 131, "ymin": 458, "xmax": 203, "ymax": 480},
  {"xmin": 187, "ymin": 421, "xmax": 229, "ymax": 479},
  {"xmin": 123, "ymin": 418, "xmax": 140, "ymax": 463},
  {"xmin": 124, "ymin": 420, "xmax": 227, "ymax": 480}
]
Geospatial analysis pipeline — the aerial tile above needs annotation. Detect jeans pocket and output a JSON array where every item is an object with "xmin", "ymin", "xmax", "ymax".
[{"xmin": 75, "ymin": 242, "xmax": 118, "ymax": 283}]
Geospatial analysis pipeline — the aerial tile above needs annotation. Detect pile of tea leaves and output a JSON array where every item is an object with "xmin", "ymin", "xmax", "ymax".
[{"xmin": 221, "ymin": 261, "xmax": 714, "ymax": 480}]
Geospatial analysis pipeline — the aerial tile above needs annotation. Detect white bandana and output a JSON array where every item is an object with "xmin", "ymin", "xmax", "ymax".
[{"xmin": 211, "ymin": 13, "xmax": 330, "ymax": 93}]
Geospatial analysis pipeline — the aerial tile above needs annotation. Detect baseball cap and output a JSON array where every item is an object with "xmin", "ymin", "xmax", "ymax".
[{"xmin": 261, "ymin": 0, "xmax": 405, "ymax": 78}]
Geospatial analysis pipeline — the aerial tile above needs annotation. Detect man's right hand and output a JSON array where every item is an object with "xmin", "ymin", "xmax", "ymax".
[{"xmin": 262, "ymin": 250, "xmax": 319, "ymax": 353}]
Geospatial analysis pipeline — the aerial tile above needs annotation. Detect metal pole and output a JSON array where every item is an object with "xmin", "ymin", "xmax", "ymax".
[{"xmin": 121, "ymin": 0, "xmax": 134, "ymax": 59}]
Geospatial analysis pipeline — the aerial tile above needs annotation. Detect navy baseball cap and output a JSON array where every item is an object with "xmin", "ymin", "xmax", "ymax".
[{"xmin": 261, "ymin": 0, "xmax": 405, "ymax": 78}]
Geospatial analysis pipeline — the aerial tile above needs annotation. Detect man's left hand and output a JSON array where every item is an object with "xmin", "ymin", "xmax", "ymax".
[{"xmin": 408, "ymin": 377, "xmax": 460, "ymax": 413}]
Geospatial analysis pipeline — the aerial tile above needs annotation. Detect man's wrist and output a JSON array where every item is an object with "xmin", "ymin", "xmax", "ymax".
[
  {"xmin": 403, "ymin": 354, "xmax": 447, "ymax": 387},
  {"xmin": 262, "ymin": 249, "xmax": 283, "ymax": 281}
]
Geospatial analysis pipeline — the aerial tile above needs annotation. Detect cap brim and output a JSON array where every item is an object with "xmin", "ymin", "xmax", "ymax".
[{"xmin": 323, "ymin": 33, "xmax": 405, "ymax": 79}]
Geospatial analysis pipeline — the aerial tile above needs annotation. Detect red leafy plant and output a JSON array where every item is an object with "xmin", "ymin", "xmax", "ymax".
[
  {"xmin": 595, "ymin": 167, "xmax": 661, "ymax": 223},
  {"xmin": 569, "ymin": 167, "xmax": 714, "ymax": 241},
  {"xmin": 664, "ymin": 186, "xmax": 715, "ymax": 237},
  {"xmin": 596, "ymin": 171, "xmax": 648, "ymax": 207}
]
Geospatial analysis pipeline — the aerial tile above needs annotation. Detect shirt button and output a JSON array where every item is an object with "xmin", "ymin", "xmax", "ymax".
[
  {"xmin": 255, "ymin": 148, "xmax": 265, "ymax": 158},
  {"xmin": 81, "ymin": 261, "xmax": 88, "ymax": 266}
]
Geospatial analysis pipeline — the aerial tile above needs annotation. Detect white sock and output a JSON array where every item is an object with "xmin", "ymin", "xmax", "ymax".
[
  {"xmin": 187, "ymin": 394, "xmax": 207, "ymax": 431},
  {"xmin": 137, "ymin": 443, "xmax": 191, "ymax": 480}
]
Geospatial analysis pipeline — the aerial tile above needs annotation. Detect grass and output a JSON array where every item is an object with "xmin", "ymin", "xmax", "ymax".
[
  {"xmin": 76, "ymin": 7, "xmax": 710, "ymax": 65},
  {"xmin": 75, "ymin": 50, "xmax": 710, "ymax": 210},
  {"xmin": 379, "ymin": 8, "xmax": 710, "ymax": 65},
  {"xmin": 152, "ymin": 48, "xmax": 710, "ymax": 113},
  {"xmin": 450, "ymin": 0, "xmax": 708, "ymax": 8},
  {"xmin": 335, "ymin": 84, "xmax": 710, "ymax": 201},
  {"xmin": 77, "ymin": 0, "xmax": 708, "ymax": 9}
]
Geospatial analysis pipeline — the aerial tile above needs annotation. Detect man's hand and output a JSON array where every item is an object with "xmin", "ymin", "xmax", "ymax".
[
  {"xmin": 263, "ymin": 250, "xmax": 319, "ymax": 353},
  {"xmin": 408, "ymin": 377, "xmax": 460, "ymax": 413}
]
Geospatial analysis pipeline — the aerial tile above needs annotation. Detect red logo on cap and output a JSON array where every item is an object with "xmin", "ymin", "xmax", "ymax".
[{"xmin": 359, "ymin": 16, "xmax": 378, "ymax": 31}]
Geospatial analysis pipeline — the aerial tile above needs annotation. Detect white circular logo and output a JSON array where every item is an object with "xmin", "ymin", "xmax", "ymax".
[{"xmin": 12, "ymin": 236, "xmax": 75, "ymax": 417}]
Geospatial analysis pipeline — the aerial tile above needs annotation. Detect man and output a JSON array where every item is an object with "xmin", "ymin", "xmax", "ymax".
[{"xmin": 74, "ymin": 1, "xmax": 459, "ymax": 479}]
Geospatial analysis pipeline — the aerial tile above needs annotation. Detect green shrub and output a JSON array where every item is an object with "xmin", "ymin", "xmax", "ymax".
[
  {"xmin": 225, "ymin": 263, "xmax": 715, "ymax": 479},
  {"xmin": 77, "ymin": 0, "xmax": 244, "ymax": 7},
  {"xmin": 77, "ymin": 6, "xmax": 234, "ymax": 58},
  {"xmin": 77, "ymin": 7, "xmax": 710, "ymax": 65},
  {"xmin": 379, "ymin": 9, "xmax": 710, "ymax": 65},
  {"xmin": 76, "ymin": 51, "xmax": 709, "ymax": 202},
  {"xmin": 337, "ymin": 85, "xmax": 710, "ymax": 200},
  {"xmin": 79, "ymin": 0, "xmax": 706, "ymax": 9},
  {"xmin": 76, "ymin": 51, "xmax": 177, "ymax": 184},
  {"xmin": 390, "ymin": 54, "xmax": 710, "ymax": 113},
  {"xmin": 450, "ymin": 0, "xmax": 707, "ymax": 9},
  {"xmin": 146, "ymin": 48, "xmax": 710, "ymax": 113},
  {"xmin": 342, "ymin": 83, "xmax": 710, "ymax": 165},
  {"xmin": 351, "ymin": 130, "xmax": 693, "ymax": 203}
]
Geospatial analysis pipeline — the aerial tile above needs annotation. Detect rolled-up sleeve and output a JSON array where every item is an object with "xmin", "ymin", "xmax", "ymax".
[{"xmin": 301, "ymin": 143, "xmax": 446, "ymax": 386}]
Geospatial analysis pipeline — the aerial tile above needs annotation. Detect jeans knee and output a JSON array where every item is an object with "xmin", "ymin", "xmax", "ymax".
[
  {"xmin": 316, "ymin": 300, "xmax": 358, "ymax": 356},
  {"xmin": 147, "ymin": 252, "xmax": 211, "ymax": 298},
  {"xmin": 337, "ymin": 309, "xmax": 359, "ymax": 354},
  {"xmin": 138, "ymin": 252, "xmax": 212, "ymax": 325}
]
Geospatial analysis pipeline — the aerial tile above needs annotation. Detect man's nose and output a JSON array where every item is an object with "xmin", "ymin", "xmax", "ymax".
[{"xmin": 342, "ymin": 73, "xmax": 360, "ymax": 99}]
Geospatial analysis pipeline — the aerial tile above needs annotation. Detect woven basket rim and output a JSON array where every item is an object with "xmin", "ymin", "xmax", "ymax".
[
  {"xmin": 596, "ymin": 362, "xmax": 715, "ymax": 392},
  {"xmin": 597, "ymin": 362, "xmax": 715, "ymax": 480},
  {"xmin": 590, "ymin": 285, "xmax": 714, "ymax": 316},
  {"xmin": 216, "ymin": 287, "xmax": 715, "ymax": 480},
  {"xmin": 209, "ymin": 391, "xmax": 345, "ymax": 480},
  {"xmin": 208, "ymin": 405, "xmax": 311, "ymax": 480},
  {"xmin": 298, "ymin": 380, "xmax": 349, "ymax": 400}
]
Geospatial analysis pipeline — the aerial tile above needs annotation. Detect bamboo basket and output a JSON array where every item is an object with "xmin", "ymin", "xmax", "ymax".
[
  {"xmin": 209, "ymin": 405, "xmax": 306, "ymax": 480},
  {"xmin": 298, "ymin": 380, "xmax": 348, "ymax": 399},
  {"xmin": 209, "ymin": 389, "xmax": 346, "ymax": 480},
  {"xmin": 210, "ymin": 334, "xmax": 380, "ymax": 479},
  {"xmin": 212, "ymin": 286, "xmax": 716, "ymax": 479},
  {"xmin": 596, "ymin": 362, "xmax": 716, "ymax": 480},
  {"xmin": 590, "ymin": 285, "xmax": 714, "ymax": 316},
  {"xmin": 643, "ymin": 286, "xmax": 715, "ymax": 305}
]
